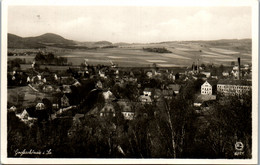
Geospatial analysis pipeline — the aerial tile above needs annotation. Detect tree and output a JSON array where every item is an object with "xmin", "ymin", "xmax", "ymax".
[{"xmin": 202, "ymin": 94, "xmax": 252, "ymax": 158}]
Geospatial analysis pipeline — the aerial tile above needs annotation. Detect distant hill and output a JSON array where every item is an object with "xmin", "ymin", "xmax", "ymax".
[
  {"xmin": 75, "ymin": 41, "xmax": 113, "ymax": 48},
  {"xmin": 8, "ymin": 33, "xmax": 115, "ymax": 49},
  {"xmin": 8, "ymin": 33, "xmax": 252, "ymax": 51},
  {"xmin": 93, "ymin": 41, "xmax": 112, "ymax": 46},
  {"xmin": 24, "ymin": 33, "xmax": 76, "ymax": 45},
  {"xmin": 8, "ymin": 33, "xmax": 45, "ymax": 48},
  {"xmin": 8, "ymin": 33, "xmax": 76, "ymax": 49}
]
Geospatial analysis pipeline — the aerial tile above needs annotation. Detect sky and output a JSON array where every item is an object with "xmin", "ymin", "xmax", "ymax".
[{"xmin": 8, "ymin": 6, "xmax": 251, "ymax": 43}]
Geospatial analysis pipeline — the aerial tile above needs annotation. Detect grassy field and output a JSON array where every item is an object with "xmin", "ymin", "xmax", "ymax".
[{"xmin": 8, "ymin": 40, "xmax": 252, "ymax": 68}]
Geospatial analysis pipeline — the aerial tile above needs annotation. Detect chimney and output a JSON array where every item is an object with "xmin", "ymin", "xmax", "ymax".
[{"xmin": 238, "ymin": 57, "xmax": 241, "ymax": 80}]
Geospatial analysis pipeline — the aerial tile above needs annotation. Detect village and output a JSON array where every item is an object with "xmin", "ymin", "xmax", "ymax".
[{"xmin": 8, "ymin": 52, "xmax": 252, "ymax": 128}]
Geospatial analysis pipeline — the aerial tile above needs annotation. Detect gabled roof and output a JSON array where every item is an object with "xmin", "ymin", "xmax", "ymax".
[{"xmin": 36, "ymin": 103, "xmax": 45, "ymax": 110}]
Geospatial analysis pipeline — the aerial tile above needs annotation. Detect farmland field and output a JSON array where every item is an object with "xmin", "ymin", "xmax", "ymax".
[{"xmin": 8, "ymin": 40, "xmax": 252, "ymax": 68}]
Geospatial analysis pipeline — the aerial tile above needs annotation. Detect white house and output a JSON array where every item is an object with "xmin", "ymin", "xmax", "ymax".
[
  {"xmin": 139, "ymin": 95, "xmax": 152, "ymax": 104},
  {"xmin": 201, "ymin": 81, "xmax": 212, "ymax": 95},
  {"xmin": 143, "ymin": 88, "xmax": 153, "ymax": 96},
  {"xmin": 201, "ymin": 72, "xmax": 211, "ymax": 78},
  {"xmin": 9, "ymin": 106, "xmax": 17, "ymax": 112},
  {"xmin": 102, "ymin": 90, "xmax": 115, "ymax": 101},
  {"xmin": 100, "ymin": 103, "xmax": 115, "ymax": 117},
  {"xmin": 36, "ymin": 103, "xmax": 45, "ymax": 110}
]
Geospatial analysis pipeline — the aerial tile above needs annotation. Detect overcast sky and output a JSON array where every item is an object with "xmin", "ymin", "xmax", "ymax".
[{"xmin": 8, "ymin": 6, "xmax": 251, "ymax": 43}]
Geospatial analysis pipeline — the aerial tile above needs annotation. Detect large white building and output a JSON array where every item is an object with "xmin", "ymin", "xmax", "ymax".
[
  {"xmin": 217, "ymin": 79, "xmax": 251, "ymax": 96},
  {"xmin": 201, "ymin": 81, "xmax": 213, "ymax": 95}
]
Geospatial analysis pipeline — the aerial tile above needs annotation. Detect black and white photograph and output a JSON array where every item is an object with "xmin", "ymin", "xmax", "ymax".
[{"xmin": 1, "ymin": 0, "xmax": 258, "ymax": 164}]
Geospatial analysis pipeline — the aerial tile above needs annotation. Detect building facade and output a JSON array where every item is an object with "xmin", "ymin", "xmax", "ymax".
[
  {"xmin": 217, "ymin": 79, "xmax": 251, "ymax": 96},
  {"xmin": 201, "ymin": 81, "xmax": 212, "ymax": 95}
]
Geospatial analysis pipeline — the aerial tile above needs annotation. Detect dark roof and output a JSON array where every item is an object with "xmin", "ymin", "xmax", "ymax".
[
  {"xmin": 144, "ymin": 88, "xmax": 153, "ymax": 92},
  {"xmin": 167, "ymin": 84, "xmax": 181, "ymax": 91},
  {"xmin": 205, "ymin": 79, "xmax": 218, "ymax": 86},
  {"xmin": 217, "ymin": 79, "xmax": 251, "ymax": 86}
]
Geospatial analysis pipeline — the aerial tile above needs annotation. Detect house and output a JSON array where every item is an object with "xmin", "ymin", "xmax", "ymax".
[
  {"xmin": 201, "ymin": 72, "xmax": 211, "ymax": 78},
  {"xmin": 201, "ymin": 81, "xmax": 212, "ymax": 95},
  {"xmin": 100, "ymin": 103, "xmax": 116, "ymax": 118},
  {"xmin": 162, "ymin": 89, "xmax": 174, "ymax": 100},
  {"xmin": 9, "ymin": 106, "xmax": 17, "ymax": 112},
  {"xmin": 211, "ymin": 76, "xmax": 218, "ymax": 79},
  {"xmin": 167, "ymin": 84, "xmax": 181, "ymax": 94},
  {"xmin": 115, "ymin": 79, "xmax": 124, "ymax": 87},
  {"xmin": 143, "ymin": 88, "xmax": 153, "ymax": 96},
  {"xmin": 63, "ymin": 85, "xmax": 72, "ymax": 93},
  {"xmin": 201, "ymin": 80, "xmax": 217, "ymax": 95},
  {"xmin": 52, "ymin": 103, "xmax": 59, "ymax": 110},
  {"xmin": 72, "ymin": 81, "xmax": 81, "ymax": 87},
  {"xmin": 96, "ymin": 80, "xmax": 103, "ymax": 89},
  {"xmin": 139, "ymin": 95, "xmax": 152, "ymax": 104},
  {"xmin": 217, "ymin": 79, "xmax": 251, "ymax": 96},
  {"xmin": 43, "ymin": 85, "xmax": 53, "ymax": 93},
  {"xmin": 117, "ymin": 100, "xmax": 135, "ymax": 120},
  {"xmin": 168, "ymin": 73, "xmax": 175, "ymax": 81},
  {"xmin": 99, "ymin": 70, "xmax": 107, "ymax": 79},
  {"xmin": 146, "ymin": 72, "xmax": 153, "ymax": 78},
  {"xmin": 222, "ymin": 71, "xmax": 230, "ymax": 77},
  {"xmin": 16, "ymin": 109, "xmax": 37, "ymax": 122},
  {"xmin": 78, "ymin": 70, "xmax": 85, "ymax": 77},
  {"xmin": 61, "ymin": 94, "xmax": 70, "ymax": 108},
  {"xmin": 103, "ymin": 90, "xmax": 116, "ymax": 101},
  {"xmin": 16, "ymin": 108, "xmax": 38, "ymax": 126},
  {"xmin": 36, "ymin": 103, "xmax": 45, "ymax": 110},
  {"xmin": 27, "ymin": 76, "xmax": 31, "ymax": 83}
]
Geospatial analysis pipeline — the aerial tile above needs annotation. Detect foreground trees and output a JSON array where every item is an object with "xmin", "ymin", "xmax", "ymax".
[{"xmin": 7, "ymin": 80, "xmax": 252, "ymax": 158}]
